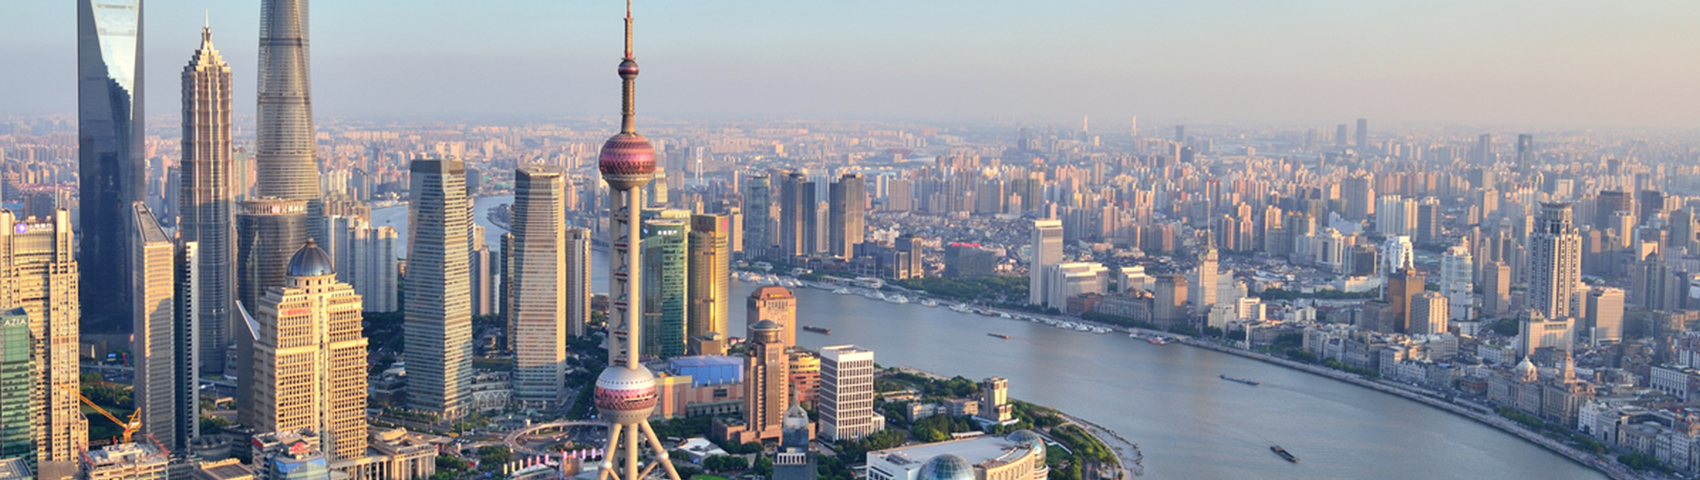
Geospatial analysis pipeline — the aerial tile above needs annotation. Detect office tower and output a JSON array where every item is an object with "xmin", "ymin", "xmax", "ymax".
[
  {"xmin": 1193, "ymin": 236, "xmax": 1219, "ymax": 308},
  {"xmin": 1385, "ymin": 269, "xmax": 1424, "ymax": 333},
  {"xmin": 1030, "ymin": 220, "xmax": 1064, "ymax": 305},
  {"xmin": 508, "ymin": 167, "xmax": 569, "ymax": 407},
  {"xmin": 773, "ymin": 404, "xmax": 816, "ymax": 480},
  {"xmin": 819, "ymin": 345, "xmax": 882, "ymax": 442},
  {"xmin": 1528, "ymin": 203, "xmax": 1582, "ymax": 320},
  {"xmin": 1355, "ymin": 118, "xmax": 1368, "ymax": 150},
  {"xmin": 1154, "ymin": 274, "xmax": 1189, "ymax": 328},
  {"xmin": 0, "ymin": 210, "xmax": 86, "ymax": 468},
  {"xmin": 590, "ymin": 5, "xmax": 684, "ymax": 480},
  {"xmin": 1517, "ymin": 310, "xmax": 1572, "ymax": 356},
  {"xmin": 1335, "ymin": 124, "xmax": 1348, "ymax": 148},
  {"xmin": 1409, "ymin": 292, "xmax": 1449, "ymax": 335},
  {"xmin": 744, "ymin": 320, "xmax": 790, "ymax": 442},
  {"xmin": 405, "ymin": 159, "xmax": 472, "ymax": 417},
  {"xmin": 1595, "ymin": 190, "xmax": 1631, "ymax": 231},
  {"xmin": 250, "ymin": 241, "xmax": 368, "ymax": 460},
  {"xmin": 1638, "ymin": 190, "xmax": 1665, "ymax": 227},
  {"xmin": 1415, "ymin": 201, "xmax": 1441, "ymax": 244},
  {"xmin": 0, "ymin": 309, "xmax": 29, "ymax": 464},
  {"xmin": 565, "ymin": 227, "xmax": 593, "ymax": 337},
  {"xmin": 181, "ymin": 24, "xmax": 236, "ymax": 374},
  {"xmin": 255, "ymin": 0, "xmax": 320, "ymax": 202},
  {"xmin": 642, "ymin": 218, "xmax": 688, "ymax": 358},
  {"xmin": 1512, "ymin": 134, "xmax": 1534, "ymax": 171},
  {"xmin": 829, "ymin": 174, "xmax": 866, "ymax": 258},
  {"xmin": 688, "ymin": 214, "xmax": 731, "ymax": 355},
  {"xmin": 1585, "ymin": 287, "xmax": 1624, "ymax": 346},
  {"xmin": 1483, "ymin": 261, "xmax": 1511, "ymax": 318},
  {"xmin": 171, "ymin": 240, "xmax": 201, "ymax": 455},
  {"xmin": 132, "ymin": 205, "xmax": 196, "ymax": 454},
  {"xmin": 1341, "ymin": 174, "xmax": 1375, "ymax": 222},
  {"xmin": 79, "ymin": 0, "xmax": 146, "ymax": 336},
  {"xmin": 779, "ymin": 172, "xmax": 812, "ymax": 258},
  {"xmin": 814, "ymin": 202, "xmax": 831, "ymax": 254},
  {"xmin": 1441, "ymin": 245, "xmax": 1474, "ymax": 321},
  {"xmin": 233, "ymin": 198, "xmax": 307, "ymax": 425},
  {"xmin": 980, "ymin": 377, "xmax": 1012, "ymax": 422},
  {"xmin": 743, "ymin": 174, "xmax": 771, "ymax": 255},
  {"xmin": 749, "ymin": 286, "xmax": 798, "ymax": 350}
]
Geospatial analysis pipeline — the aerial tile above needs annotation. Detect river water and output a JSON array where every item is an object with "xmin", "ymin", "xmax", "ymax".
[{"xmin": 376, "ymin": 196, "xmax": 1605, "ymax": 480}]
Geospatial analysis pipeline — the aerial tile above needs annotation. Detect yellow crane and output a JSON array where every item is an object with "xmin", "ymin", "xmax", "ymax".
[{"xmin": 56, "ymin": 382, "xmax": 141, "ymax": 444}]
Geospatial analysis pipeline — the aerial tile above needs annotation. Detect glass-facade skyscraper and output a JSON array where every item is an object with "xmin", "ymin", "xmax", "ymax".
[
  {"xmin": 78, "ymin": 0, "xmax": 145, "ymax": 334},
  {"xmin": 643, "ymin": 216, "xmax": 688, "ymax": 358},
  {"xmin": 180, "ymin": 25, "xmax": 237, "ymax": 374},
  {"xmin": 0, "ymin": 309, "xmax": 30, "ymax": 466}
]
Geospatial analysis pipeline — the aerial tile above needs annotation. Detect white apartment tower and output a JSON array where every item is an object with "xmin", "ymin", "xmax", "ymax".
[{"xmin": 1030, "ymin": 220, "xmax": 1064, "ymax": 306}]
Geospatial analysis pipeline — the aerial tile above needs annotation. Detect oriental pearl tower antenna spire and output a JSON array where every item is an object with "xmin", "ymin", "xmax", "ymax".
[{"xmin": 593, "ymin": 2, "xmax": 682, "ymax": 480}]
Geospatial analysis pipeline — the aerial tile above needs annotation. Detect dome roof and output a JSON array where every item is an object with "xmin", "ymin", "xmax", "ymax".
[
  {"xmin": 919, "ymin": 454, "xmax": 975, "ymax": 480},
  {"xmin": 287, "ymin": 239, "xmax": 335, "ymax": 277},
  {"xmin": 751, "ymin": 319, "xmax": 782, "ymax": 331},
  {"xmin": 1514, "ymin": 357, "xmax": 1539, "ymax": 383},
  {"xmin": 1008, "ymin": 430, "xmax": 1046, "ymax": 461}
]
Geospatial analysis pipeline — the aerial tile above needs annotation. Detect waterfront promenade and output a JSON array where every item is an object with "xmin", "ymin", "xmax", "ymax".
[{"xmin": 1183, "ymin": 339, "xmax": 1644, "ymax": 480}]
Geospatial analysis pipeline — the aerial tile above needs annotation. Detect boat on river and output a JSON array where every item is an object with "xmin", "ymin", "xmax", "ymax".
[
  {"xmin": 1147, "ymin": 336, "xmax": 1170, "ymax": 345},
  {"xmin": 1220, "ymin": 375, "xmax": 1260, "ymax": 386},
  {"xmin": 1270, "ymin": 446, "xmax": 1297, "ymax": 463},
  {"xmin": 803, "ymin": 326, "xmax": 832, "ymax": 335},
  {"xmin": 919, "ymin": 299, "xmax": 939, "ymax": 307},
  {"xmin": 988, "ymin": 333, "xmax": 1011, "ymax": 340}
]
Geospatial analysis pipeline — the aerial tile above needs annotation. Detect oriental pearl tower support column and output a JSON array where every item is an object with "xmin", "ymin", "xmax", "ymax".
[{"xmin": 592, "ymin": 3, "xmax": 682, "ymax": 480}]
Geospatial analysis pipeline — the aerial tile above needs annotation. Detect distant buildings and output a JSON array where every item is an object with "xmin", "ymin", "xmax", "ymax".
[{"xmin": 819, "ymin": 345, "xmax": 883, "ymax": 442}]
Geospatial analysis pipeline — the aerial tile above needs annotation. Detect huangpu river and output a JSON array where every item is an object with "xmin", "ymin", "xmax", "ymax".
[{"xmin": 374, "ymin": 196, "xmax": 1604, "ymax": 480}]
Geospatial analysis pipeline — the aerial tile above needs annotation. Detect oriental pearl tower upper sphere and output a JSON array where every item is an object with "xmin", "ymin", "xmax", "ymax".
[{"xmin": 598, "ymin": 58, "xmax": 656, "ymax": 191}]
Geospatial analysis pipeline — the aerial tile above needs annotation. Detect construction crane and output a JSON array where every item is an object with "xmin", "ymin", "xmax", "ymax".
[{"xmin": 56, "ymin": 382, "xmax": 140, "ymax": 444}]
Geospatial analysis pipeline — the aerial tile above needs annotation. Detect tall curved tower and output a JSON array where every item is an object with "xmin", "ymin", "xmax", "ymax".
[
  {"xmin": 255, "ymin": 0, "xmax": 320, "ymax": 200},
  {"xmin": 593, "ymin": 2, "xmax": 681, "ymax": 480}
]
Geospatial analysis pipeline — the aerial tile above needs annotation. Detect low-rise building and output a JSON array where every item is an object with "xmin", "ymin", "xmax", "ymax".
[
  {"xmin": 80, "ymin": 440, "xmax": 169, "ymax": 480},
  {"xmin": 865, "ymin": 431, "xmax": 1047, "ymax": 480}
]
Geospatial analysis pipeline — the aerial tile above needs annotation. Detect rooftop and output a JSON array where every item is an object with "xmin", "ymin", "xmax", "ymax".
[{"xmin": 870, "ymin": 435, "xmax": 1033, "ymax": 470}]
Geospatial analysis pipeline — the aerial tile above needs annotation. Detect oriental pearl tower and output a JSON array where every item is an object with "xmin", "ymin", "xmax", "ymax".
[{"xmin": 592, "ymin": 2, "xmax": 683, "ymax": 480}]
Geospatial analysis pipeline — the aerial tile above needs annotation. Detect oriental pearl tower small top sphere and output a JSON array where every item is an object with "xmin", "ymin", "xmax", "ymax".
[{"xmin": 598, "ymin": 58, "xmax": 656, "ymax": 191}]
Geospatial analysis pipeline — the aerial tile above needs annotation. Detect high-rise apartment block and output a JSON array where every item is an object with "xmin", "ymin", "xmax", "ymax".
[
  {"xmin": 819, "ymin": 345, "xmax": 883, "ymax": 442},
  {"xmin": 748, "ymin": 287, "xmax": 798, "ymax": 350},
  {"xmin": 509, "ymin": 167, "xmax": 570, "ymax": 407},
  {"xmin": 1483, "ymin": 261, "xmax": 1511, "ymax": 319},
  {"xmin": 248, "ymin": 241, "xmax": 368, "ymax": 460},
  {"xmin": 79, "ymin": 0, "xmax": 146, "ymax": 335},
  {"xmin": 405, "ymin": 159, "xmax": 473, "ymax": 418},
  {"xmin": 1030, "ymin": 220, "xmax": 1064, "ymax": 306},
  {"xmin": 1528, "ymin": 203, "xmax": 1582, "ymax": 321},
  {"xmin": 1585, "ymin": 287, "xmax": 1625, "ymax": 346},
  {"xmin": 1409, "ymin": 291, "xmax": 1449, "ymax": 335},
  {"xmin": 688, "ymin": 214, "xmax": 732, "ymax": 355},
  {"xmin": 180, "ymin": 24, "xmax": 237, "ymax": 374},
  {"xmin": 0, "ymin": 210, "xmax": 86, "ymax": 468}
]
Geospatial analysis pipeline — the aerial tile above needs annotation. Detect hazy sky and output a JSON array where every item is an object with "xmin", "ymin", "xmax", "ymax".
[{"xmin": 6, "ymin": 1, "xmax": 1699, "ymax": 129}]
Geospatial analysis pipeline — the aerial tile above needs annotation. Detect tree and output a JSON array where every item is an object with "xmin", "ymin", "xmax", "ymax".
[
  {"xmin": 703, "ymin": 455, "xmax": 749, "ymax": 472},
  {"xmin": 478, "ymin": 446, "xmax": 513, "ymax": 471}
]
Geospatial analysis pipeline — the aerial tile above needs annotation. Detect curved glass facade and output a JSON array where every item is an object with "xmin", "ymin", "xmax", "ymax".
[{"xmin": 920, "ymin": 454, "xmax": 975, "ymax": 480}]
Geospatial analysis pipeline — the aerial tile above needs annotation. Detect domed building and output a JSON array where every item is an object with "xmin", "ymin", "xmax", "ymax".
[{"xmin": 865, "ymin": 431, "xmax": 1047, "ymax": 480}]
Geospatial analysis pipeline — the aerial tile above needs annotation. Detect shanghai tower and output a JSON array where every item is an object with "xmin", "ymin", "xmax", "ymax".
[
  {"xmin": 256, "ymin": 0, "xmax": 322, "ymax": 232},
  {"xmin": 78, "ymin": 0, "xmax": 144, "ymax": 333}
]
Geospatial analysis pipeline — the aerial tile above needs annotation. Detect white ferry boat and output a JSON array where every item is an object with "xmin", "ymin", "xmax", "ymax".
[
  {"xmin": 919, "ymin": 299, "xmax": 939, "ymax": 307},
  {"xmin": 884, "ymin": 295, "xmax": 910, "ymax": 304},
  {"xmin": 950, "ymin": 304, "xmax": 973, "ymax": 314}
]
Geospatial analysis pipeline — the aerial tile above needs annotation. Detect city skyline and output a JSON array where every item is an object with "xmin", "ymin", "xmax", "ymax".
[{"xmin": 6, "ymin": 2, "xmax": 1700, "ymax": 128}]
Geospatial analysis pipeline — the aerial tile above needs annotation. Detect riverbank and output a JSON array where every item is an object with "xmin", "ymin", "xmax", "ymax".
[
  {"xmin": 1183, "ymin": 339, "xmax": 1642, "ymax": 480},
  {"xmin": 891, "ymin": 367, "xmax": 1145, "ymax": 479}
]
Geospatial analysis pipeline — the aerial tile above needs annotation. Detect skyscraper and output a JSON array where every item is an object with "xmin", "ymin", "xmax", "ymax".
[
  {"xmin": 688, "ymin": 214, "xmax": 731, "ymax": 355},
  {"xmin": 180, "ymin": 24, "xmax": 236, "ymax": 374},
  {"xmin": 565, "ymin": 226, "xmax": 593, "ymax": 338},
  {"xmin": 1341, "ymin": 173, "xmax": 1375, "ymax": 222},
  {"xmin": 1193, "ymin": 235, "xmax": 1219, "ymax": 308},
  {"xmin": 828, "ymin": 174, "xmax": 866, "ymax": 258},
  {"xmin": 1154, "ymin": 274, "xmax": 1188, "ymax": 328},
  {"xmin": 748, "ymin": 286, "xmax": 798, "ymax": 350},
  {"xmin": 744, "ymin": 174, "xmax": 772, "ymax": 256},
  {"xmin": 78, "ymin": 0, "xmax": 146, "ymax": 335},
  {"xmin": 744, "ymin": 320, "xmax": 790, "ymax": 442},
  {"xmin": 0, "ymin": 309, "xmax": 31, "ymax": 465},
  {"xmin": 591, "ymin": 2, "xmax": 683, "ymax": 478},
  {"xmin": 1355, "ymin": 118, "xmax": 1368, "ymax": 151},
  {"xmin": 1516, "ymin": 134, "xmax": 1534, "ymax": 171},
  {"xmin": 1483, "ymin": 261, "xmax": 1511, "ymax": 319},
  {"xmin": 171, "ymin": 239, "xmax": 200, "ymax": 456},
  {"xmin": 131, "ymin": 204, "xmax": 192, "ymax": 454},
  {"xmin": 1409, "ymin": 291, "xmax": 1448, "ymax": 335},
  {"xmin": 510, "ymin": 167, "xmax": 569, "ymax": 408},
  {"xmin": 1030, "ymin": 220, "xmax": 1064, "ymax": 306},
  {"xmin": 642, "ymin": 217, "xmax": 688, "ymax": 358},
  {"xmin": 0, "ymin": 210, "xmax": 87, "ymax": 469},
  {"xmin": 1387, "ymin": 269, "xmax": 1426, "ymax": 334},
  {"xmin": 1529, "ymin": 203, "xmax": 1582, "ymax": 321},
  {"xmin": 1585, "ymin": 287, "xmax": 1624, "ymax": 346},
  {"xmin": 406, "ymin": 159, "xmax": 473, "ymax": 418},
  {"xmin": 234, "ymin": 198, "xmax": 307, "ymax": 426},
  {"xmin": 255, "ymin": 0, "xmax": 320, "ymax": 202},
  {"xmin": 248, "ymin": 241, "xmax": 368, "ymax": 460},
  {"xmin": 1441, "ymin": 245, "xmax": 1474, "ymax": 321},
  {"xmin": 819, "ymin": 345, "xmax": 883, "ymax": 442},
  {"xmin": 779, "ymin": 172, "xmax": 814, "ymax": 259}
]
